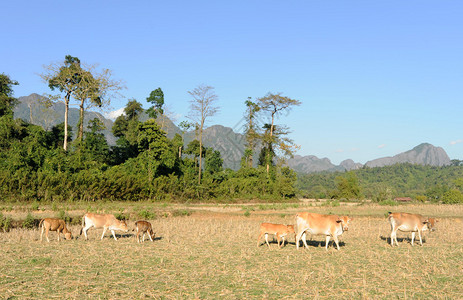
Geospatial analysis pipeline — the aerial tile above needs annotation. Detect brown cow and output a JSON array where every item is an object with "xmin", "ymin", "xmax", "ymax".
[
  {"xmin": 296, "ymin": 212, "xmax": 352, "ymax": 250},
  {"xmin": 134, "ymin": 220, "xmax": 155, "ymax": 243},
  {"xmin": 80, "ymin": 213, "xmax": 129, "ymax": 241},
  {"xmin": 257, "ymin": 223, "xmax": 295, "ymax": 248},
  {"xmin": 39, "ymin": 218, "xmax": 72, "ymax": 242},
  {"xmin": 388, "ymin": 212, "xmax": 438, "ymax": 246}
]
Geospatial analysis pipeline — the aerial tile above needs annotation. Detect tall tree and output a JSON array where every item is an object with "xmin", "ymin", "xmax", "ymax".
[
  {"xmin": 187, "ymin": 85, "xmax": 219, "ymax": 184},
  {"xmin": 243, "ymin": 97, "xmax": 260, "ymax": 168},
  {"xmin": 73, "ymin": 64, "xmax": 124, "ymax": 142},
  {"xmin": 256, "ymin": 92, "xmax": 301, "ymax": 173},
  {"xmin": 146, "ymin": 87, "xmax": 164, "ymax": 119},
  {"xmin": 41, "ymin": 55, "xmax": 81, "ymax": 150},
  {"xmin": 178, "ymin": 120, "xmax": 194, "ymax": 158},
  {"xmin": 112, "ymin": 99, "xmax": 144, "ymax": 162},
  {"xmin": 0, "ymin": 73, "xmax": 19, "ymax": 117}
]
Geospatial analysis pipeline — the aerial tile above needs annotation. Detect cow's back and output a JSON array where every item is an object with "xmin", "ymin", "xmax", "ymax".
[
  {"xmin": 85, "ymin": 213, "xmax": 115, "ymax": 227},
  {"xmin": 297, "ymin": 213, "xmax": 341, "ymax": 235}
]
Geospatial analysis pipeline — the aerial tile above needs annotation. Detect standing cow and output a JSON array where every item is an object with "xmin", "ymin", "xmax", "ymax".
[
  {"xmin": 296, "ymin": 212, "xmax": 352, "ymax": 250},
  {"xmin": 388, "ymin": 212, "xmax": 438, "ymax": 246},
  {"xmin": 134, "ymin": 220, "xmax": 156, "ymax": 243},
  {"xmin": 80, "ymin": 213, "xmax": 129, "ymax": 241},
  {"xmin": 39, "ymin": 218, "xmax": 72, "ymax": 242},
  {"xmin": 257, "ymin": 223, "xmax": 295, "ymax": 248}
]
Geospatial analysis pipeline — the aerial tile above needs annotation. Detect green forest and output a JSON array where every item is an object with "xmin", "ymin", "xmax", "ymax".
[
  {"xmin": 2, "ymin": 57, "xmax": 463, "ymax": 204},
  {"xmin": 297, "ymin": 163, "xmax": 463, "ymax": 204},
  {"xmin": 0, "ymin": 57, "xmax": 301, "ymax": 203}
]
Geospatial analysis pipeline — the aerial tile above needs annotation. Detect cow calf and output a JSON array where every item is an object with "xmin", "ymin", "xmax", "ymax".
[
  {"xmin": 39, "ymin": 218, "xmax": 72, "ymax": 242},
  {"xmin": 257, "ymin": 223, "xmax": 295, "ymax": 248},
  {"xmin": 134, "ymin": 220, "xmax": 155, "ymax": 243}
]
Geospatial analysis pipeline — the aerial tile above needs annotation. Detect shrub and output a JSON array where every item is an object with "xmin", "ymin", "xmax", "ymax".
[
  {"xmin": 23, "ymin": 213, "xmax": 36, "ymax": 229},
  {"xmin": 138, "ymin": 209, "xmax": 157, "ymax": 220},
  {"xmin": 115, "ymin": 213, "xmax": 128, "ymax": 221},
  {"xmin": 442, "ymin": 189, "xmax": 463, "ymax": 204},
  {"xmin": 0, "ymin": 213, "xmax": 13, "ymax": 232},
  {"xmin": 378, "ymin": 200, "xmax": 399, "ymax": 206},
  {"xmin": 415, "ymin": 195, "xmax": 427, "ymax": 203},
  {"xmin": 172, "ymin": 209, "xmax": 192, "ymax": 217},
  {"xmin": 243, "ymin": 210, "xmax": 251, "ymax": 217},
  {"xmin": 57, "ymin": 210, "xmax": 71, "ymax": 223},
  {"xmin": 31, "ymin": 201, "xmax": 39, "ymax": 211}
]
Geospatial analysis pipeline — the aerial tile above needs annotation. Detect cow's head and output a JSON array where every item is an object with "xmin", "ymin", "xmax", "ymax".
[
  {"xmin": 424, "ymin": 218, "xmax": 438, "ymax": 232},
  {"xmin": 119, "ymin": 220, "xmax": 129, "ymax": 232},
  {"xmin": 337, "ymin": 216, "xmax": 352, "ymax": 232},
  {"xmin": 65, "ymin": 232, "xmax": 72, "ymax": 240}
]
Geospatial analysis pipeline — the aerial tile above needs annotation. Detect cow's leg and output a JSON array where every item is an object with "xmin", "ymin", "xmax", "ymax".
[
  {"xmin": 325, "ymin": 235, "xmax": 331, "ymax": 250},
  {"xmin": 142, "ymin": 233, "xmax": 146, "ymax": 243},
  {"xmin": 333, "ymin": 236, "xmax": 340, "ymax": 250},
  {"xmin": 411, "ymin": 232, "xmax": 416, "ymax": 246},
  {"xmin": 40, "ymin": 225, "xmax": 44, "ymax": 242},
  {"xmin": 82, "ymin": 224, "xmax": 92, "ymax": 240},
  {"xmin": 46, "ymin": 227, "xmax": 50, "ymax": 243},
  {"xmin": 257, "ymin": 232, "xmax": 264, "ymax": 247},
  {"xmin": 148, "ymin": 231, "xmax": 154, "ymax": 242},
  {"xmin": 136, "ymin": 231, "xmax": 140, "ymax": 243},
  {"xmin": 276, "ymin": 234, "xmax": 281, "ymax": 248},
  {"xmin": 302, "ymin": 232, "xmax": 309, "ymax": 249},
  {"xmin": 281, "ymin": 236, "xmax": 286, "ymax": 248},
  {"xmin": 265, "ymin": 233, "xmax": 270, "ymax": 248},
  {"xmin": 417, "ymin": 230, "xmax": 423, "ymax": 246},
  {"xmin": 111, "ymin": 229, "xmax": 118, "ymax": 241},
  {"xmin": 57, "ymin": 229, "xmax": 61, "ymax": 242},
  {"xmin": 295, "ymin": 231, "xmax": 302, "ymax": 250},
  {"xmin": 101, "ymin": 227, "xmax": 108, "ymax": 240}
]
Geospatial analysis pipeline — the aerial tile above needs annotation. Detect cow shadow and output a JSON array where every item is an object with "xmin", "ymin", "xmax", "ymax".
[
  {"xmin": 297, "ymin": 239, "xmax": 346, "ymax": 248},
  {"xmin": 380, "ymin": 235, "xmax": 427, "ymax": 245}
]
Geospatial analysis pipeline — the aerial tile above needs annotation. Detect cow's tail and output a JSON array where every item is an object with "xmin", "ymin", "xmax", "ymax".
[{"xmin": 38, "ymin": 218, "xmax": 44, "ymax": 229}]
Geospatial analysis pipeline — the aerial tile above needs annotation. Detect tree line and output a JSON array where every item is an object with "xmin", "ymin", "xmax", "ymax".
[
  {"xmin": 0, "ymin": 56, "xmax": 301, "ymax": 203},
  {"xmin": 297, "ymin": 163, "xmax": 463, "ymax": 204}
]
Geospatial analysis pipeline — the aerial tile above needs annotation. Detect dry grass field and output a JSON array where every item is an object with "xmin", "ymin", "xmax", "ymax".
[{"xmin": 1, "ymin": 203, "xmax": 462, "ymax": 299}]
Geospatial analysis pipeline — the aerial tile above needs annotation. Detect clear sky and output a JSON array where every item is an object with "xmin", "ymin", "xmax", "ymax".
[{"xmin": 2, "ymin": 1, "xmax": 462, "ymax": 164}]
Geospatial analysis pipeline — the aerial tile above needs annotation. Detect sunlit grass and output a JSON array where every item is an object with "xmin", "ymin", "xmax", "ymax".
[{"xmin": 0, "ymin": 203, "xmax": 462, "ymax": 298}]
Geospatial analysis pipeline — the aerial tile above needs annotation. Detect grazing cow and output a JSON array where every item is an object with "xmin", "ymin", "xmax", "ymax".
[
  {"xmin": 296, "ymin": 212, "xmax": 352, "ymax": 250},
  {"xmin": 80, "ymin": 213, "xmax": 128, "ymax": 241},
  {"xmin": 257, "ymin": 223, "xmax": 295, "ymax": 248},
  {"xmin": 388, "ymin": 212, "xmax": 438, "ymax": 246},
  {"xmin": 134, "ymin": 220, "xmax": 155, "ymax": 243},
  {"xmin": 39, "ymin": 218, "xmax": 72, "ymax": 242}
]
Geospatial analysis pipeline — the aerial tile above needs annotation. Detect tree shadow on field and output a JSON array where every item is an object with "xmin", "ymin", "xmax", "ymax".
[{"xmin": 380, "ymin": 235, "xmax": 427, "ymax": 245}]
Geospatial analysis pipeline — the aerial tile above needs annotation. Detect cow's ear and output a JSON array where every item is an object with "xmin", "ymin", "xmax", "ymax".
[
  {"xmin": 423, "ymin": 219, "xmax": 429, "ymax": 224},
  {"xmin": 336, "ymin": 219, "xmax": 342, "ymax": 223},
  {"xmin": 436, "ymin": 219, "xmax": 439, "ymax": 223}
]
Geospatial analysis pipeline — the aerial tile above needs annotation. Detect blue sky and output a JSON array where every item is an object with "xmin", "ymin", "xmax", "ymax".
[{"xmin": 2, "ymin": 1, "xmax": 462, "ymax": 164}]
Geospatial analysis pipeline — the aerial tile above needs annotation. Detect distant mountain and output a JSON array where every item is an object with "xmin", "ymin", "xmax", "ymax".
[
  {"xmin": 14, "ymin": 93, "xmax": 118, "ymax": 145},
  {"xmin": 286, "ymin": 155, "xmax": 342, "ymax": 173},
  {"xmin": 13, "ymin": 94, "xmax": 453, "ymax": 172},
  {"xmin": 364, "ymin": 143, "xmax": 451, "ymax": 167}
]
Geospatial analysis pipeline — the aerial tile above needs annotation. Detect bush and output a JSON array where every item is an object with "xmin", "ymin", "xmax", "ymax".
[
  {"xmin": 115, "ymin": 213, "xmax": 128, "ymax": 221},
  {"xmin": 0, "ymin": 213, "xmax": 13, "ymax": 232},
  {"xmin": 31, "ymin": 201, "xmax": 39, "ymax": 211},
  {"xmin": 23, "ymin": 213, "xmax": 36, "ymax": 229},
  {"xmin": 57, "ymin": 210, "xmax": 71, "ymax": 223},
  {"xmin": 138, "ymin": 209, "xmax": 157, "ymax": 220},
  {"xmin": 378, "ymin": 200, "xmax": 399, "ymax": 206},
  {"xmin": 442, "ymin": 189, "xmax": 463, "ymax": 204},
  {"xmin": 415, "ymin": 195, "xmax": 427, "ymax": 203}
]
